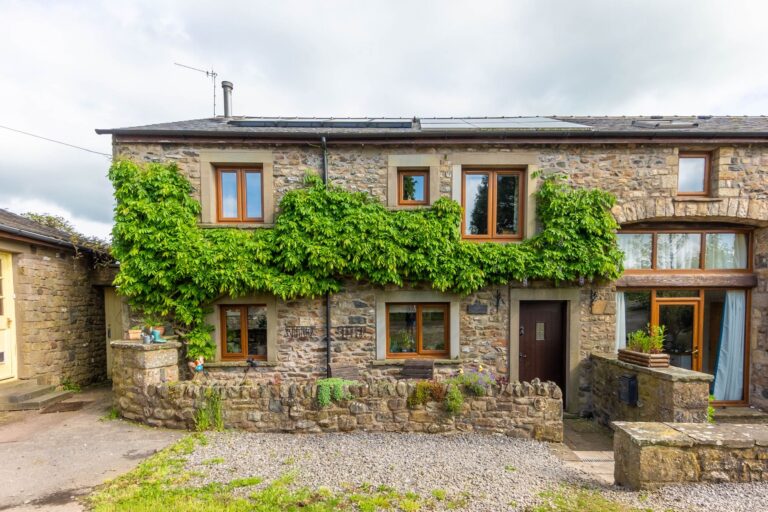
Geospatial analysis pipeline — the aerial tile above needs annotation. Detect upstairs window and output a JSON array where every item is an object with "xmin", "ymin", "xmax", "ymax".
[
  {"xmin": 216, "ymin": 167, "xmax": 263, "ymax": 222},
  {"xmin": 678, "ymin": 153, "xmax": 709, "ymax": 196},
  {"xmin": 462, "ymin": 169, "xmax": 524, "ymax": 240},
  {"xmin": 397, "ymin": 168, "xmax": 429, "ymax": 205}
]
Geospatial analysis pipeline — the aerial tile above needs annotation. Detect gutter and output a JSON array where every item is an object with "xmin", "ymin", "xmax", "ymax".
[
  {"xmin": 321, "ymin": 136, "xmax": 332, "ymax": 378},
  {"xmin": 0, "ymin": 223, "xmax": 82, "ymax": 251}
]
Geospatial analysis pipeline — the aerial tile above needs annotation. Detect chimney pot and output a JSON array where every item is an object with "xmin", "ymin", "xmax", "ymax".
[{"xmin": 222, "ymin": 81, "xmax": 233, "ymax": 117}]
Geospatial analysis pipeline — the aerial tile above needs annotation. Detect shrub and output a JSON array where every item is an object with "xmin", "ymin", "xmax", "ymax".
[
  {"xmin": 316, "ymin": 378, "xmax": 357, "ymax": 408},
  {"xmin": 428, "ymin": 380, "xmax": 447, "ymax": 402},
  {"xmin": 449, "ymin": 366, "xmax": 495, "ymax": 396},
  {"xmin": 194, "ymin": 388, "xmax": 223, "ymax": 432},
  {"xmin": 444, "ymin": 383, "xmax": 463, "ymax": 415},
  {"xmin": 407, "ymin": 380, "xmax": 447, "ymax": 408},
  {"xmin": 626, "ymin": 323, "xmax": 665, "ymax": 354}
]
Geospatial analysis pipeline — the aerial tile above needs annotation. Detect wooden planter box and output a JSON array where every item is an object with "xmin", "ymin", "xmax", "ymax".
[{"xmin": 618, "ymin": 349, "xmax": 670, "ymax": 368}]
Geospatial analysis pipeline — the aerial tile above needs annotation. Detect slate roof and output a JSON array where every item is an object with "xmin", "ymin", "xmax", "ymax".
[
  {"xmin": 96, "ymin": 115, "xmax": 768, "ymax": 139},
  {"xmin": 0, "ymin": 208, "xmax": 80, "ymax": 248}
]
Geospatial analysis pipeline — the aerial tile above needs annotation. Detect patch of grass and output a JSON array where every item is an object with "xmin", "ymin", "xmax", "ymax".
[
  {"xmin": 528, "ymin": 485, "xmax": 652, "ymax": 512},
  {"xmin": 431, "ymin": 489, "xmax": 447, "ymax": 501},
  {"xmin": 200, "ymin": 457, "xmax": 225, "ymax": 466},
  {"xmin": 101, "ymin": 406, "xmax": 120, "ymax": 421},
  {"xmin": 89, "ymin": 433, "xmax": 445, "ymax": 512},
  {"xmin": 505, "ymin": 465, "xmax": 517, "ymax": 472},
  {"xmin": 194, "ymin": 388, "xmax": 224, "ymax": 432},
  {"xmin": 61, "ymin": 378, "xmax": 81, "ymax": 393}
]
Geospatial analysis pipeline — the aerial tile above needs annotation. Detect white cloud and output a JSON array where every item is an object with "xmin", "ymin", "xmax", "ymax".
[{"xmin": 3, "ymin": 197, "xmax": 113, "ymax": 241}]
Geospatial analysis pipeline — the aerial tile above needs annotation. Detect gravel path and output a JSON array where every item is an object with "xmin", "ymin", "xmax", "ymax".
[{"xmin": 184, "ymin": 431, "xmax": 768, "ymax": 511}]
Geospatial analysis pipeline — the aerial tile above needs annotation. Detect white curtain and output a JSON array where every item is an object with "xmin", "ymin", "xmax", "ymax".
[
  {"xmin": 713, "ymin": 290, "xmax": 746, "ymax": 401},
  {"xmin": 706, "ymin": 233, "xmax": 748, "ymax": 269},
  {"xmin": 615, "ymin": 291, "xmax": 626, "ymax": 351},
  {"xmin": 657, "ymin": 233, "xmax": 701, "ymax": 269}
]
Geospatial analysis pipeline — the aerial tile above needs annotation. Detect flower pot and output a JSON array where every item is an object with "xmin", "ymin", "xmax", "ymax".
[
  {"xmin": 127, "ymin": 329, "xmax": 142, "ymax": 340},
  {"xmin": 618, "ymin": 349, "xmax": 670, "ymax": 368}
]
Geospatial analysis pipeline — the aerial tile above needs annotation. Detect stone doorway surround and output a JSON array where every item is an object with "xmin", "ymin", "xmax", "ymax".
[{"xmin": 508, "ymin": 287, "xmax": 581, "ymax": 413}]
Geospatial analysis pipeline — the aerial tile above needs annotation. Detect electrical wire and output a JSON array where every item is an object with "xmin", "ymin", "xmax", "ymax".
[{"xmin": 0, "ymin": 124, "xmax": 112, "ymax": 158}]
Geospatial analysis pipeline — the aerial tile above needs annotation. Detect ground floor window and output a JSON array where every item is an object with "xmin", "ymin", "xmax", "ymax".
[
  {"xmin": 386, "ymin": 303, "xmax": 449, "ymax": 358},
  {"xmin": 615, "ymin": 288, "xmax": 747, "ymax": 402},
  {"xmin": 220, "ymin": 305, "xmax": 268, "ymax": 360}
]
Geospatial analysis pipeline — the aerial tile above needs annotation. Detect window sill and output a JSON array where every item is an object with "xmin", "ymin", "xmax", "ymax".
[
  {"xmin": 206, "ymin": 360, "xmax": 277, "ymax": 368},
  {"xmin": 672, "ymin": 197, "xmax": 723, "ymax": 203},
  {"xmin": 199, "ymin": 223, "xmax": 274, "ymax": 229},
  {"xmin": 371, "ymin": 359, "xmax": 462, "ymax": 366}
]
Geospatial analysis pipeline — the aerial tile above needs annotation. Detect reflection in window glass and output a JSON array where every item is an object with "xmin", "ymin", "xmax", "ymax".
[
  {"xmin": 624, "ymin": 291, "xmax": 650, "ymax": 338},
  {"xmin": 421, "ymin": 306, "xmax": 446, "ymax": 351},
  {"xmin": 465, "ymin": 174, "xmax": 489, "ymax": 235},
  {"xmin": 656, "ymin": 233, "xmax": 701, "ymax": 269},
  {"xmin": 224, "ymin": 308, "xmax": 242, "ymax": 355},
  {"xmin": 656, "ymin": 290, "xmax": 700, "ymax": 298},
  {"xmin": 679, "ymin": 156, "xmax": 707, "ymax": 193},
  {"xmin": 388, "ymin": 304, "xmax": 417, "ymax": 353},
  {"xmin": 706, "ymin": 233, "xmax": 748, "ymax": 269},
  {"xmin": 220, "ymin": 172, "xmax": 239, "ymax": 218},
  {"xmin": 402, "ymin": 174, "xmax": 426, "ymax": 202},
  {"xmin": 496, "ymin": 174, "xmax": 520, "ymax": 236},
  {"xmin": 247, "ymin": 306, "xmax": 267, "ymax": 357},
  {"xmin": 617, "ymin": 234, "xmax": 652, "ymax": 269},
  {"xmin": 245, "ymin": 172, "xmax": 263, "ymax": 219}
]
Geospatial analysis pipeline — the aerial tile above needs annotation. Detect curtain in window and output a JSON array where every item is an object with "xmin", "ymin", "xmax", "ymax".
[
  {"xmin": 713, "ymin": 290, "xmax": 746, "ymax": 401},
  {"xmin": 615, "ymin": 291, "xmax": 626, "ymax": 351},
  {"xmin": 706, "ymin": 233, "xmax": 748, "ymax": 269},
  {"xmin": 656, "ymin": 233, "xmax": 701, "ymax": 269},
  {"xmin": 617, "ymin": 234, "xmax": 652, "ymax": 269}
]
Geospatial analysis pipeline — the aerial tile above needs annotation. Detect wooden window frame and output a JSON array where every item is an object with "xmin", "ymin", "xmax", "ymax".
[
  {"xmin": 619, "ymin": 228, "xmax": 752, "ymax": 274},
  {"xmin": 397, "ymin": 168, "xmax": 429, "ymax": 205},
  {"xmin": 220, "ymin": 304, "xmax": 267, "ymax": 361},
  {"xmin": 385, "ymin": 302, "xmax": 449, "ymax": 359},
  {"xmin": 619, "ymin": 287, "xmax": 751, "ymax": 406},
  {"xmin": 215, "ymin": 166, "xmax": 264, "ymax": 223},
  {"xmin": 461, "ymin": 168, "xmax": 525, "ymax": 241},
  {"xmin": 677, "ymin": 152, "xmax": 711, "ymax": 197}
]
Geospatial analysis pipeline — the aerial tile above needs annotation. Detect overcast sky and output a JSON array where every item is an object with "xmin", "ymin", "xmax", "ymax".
[{"xmin": 2, "ymin": 0, "xmax": 768, "ymax": 239}]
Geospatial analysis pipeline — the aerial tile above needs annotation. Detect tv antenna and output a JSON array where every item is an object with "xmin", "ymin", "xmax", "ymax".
[{"xmin": 175, "ymin": 62, "xmax": 218, "ymax": 116}]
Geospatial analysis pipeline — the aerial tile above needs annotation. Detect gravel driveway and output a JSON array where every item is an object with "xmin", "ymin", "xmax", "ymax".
[{"xmin": 185, "ymin": 431, "xmax": 768, "ymax": 512}]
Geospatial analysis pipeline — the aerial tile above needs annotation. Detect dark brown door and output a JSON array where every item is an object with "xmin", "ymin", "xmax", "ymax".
[{"xmin": 519, "ymin": 301, "xmax": 566, "ymax": 395}]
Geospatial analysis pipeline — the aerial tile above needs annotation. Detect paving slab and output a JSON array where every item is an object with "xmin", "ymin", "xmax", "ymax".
[{"xmin": 0, "ymin": 385, "xmax": 181, "ymax": 510}]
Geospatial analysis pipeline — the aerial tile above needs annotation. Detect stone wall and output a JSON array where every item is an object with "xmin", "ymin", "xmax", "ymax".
[
  {"xmin": 112, "ymin": 341, "xmax": 563, "ymax": 441},
  {"xmin": 13, "ymin": 245, "xmax": 106, "ymax": 386},
  {"xmin": 591, "ymin": 354, "xmax": 712, "ymax": 425},
  {"xmin": 750, "ymin": 226, "xmax": 768, "ymax": 410},
  {"xmin": 613, "ymin": 421, "xmax": 768, "ymax": 490}
]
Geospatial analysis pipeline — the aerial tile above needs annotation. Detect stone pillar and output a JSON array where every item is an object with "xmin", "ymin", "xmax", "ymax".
[{"xmin": 110, "ymin": 340, "xmax": 181, "ymax": 421}]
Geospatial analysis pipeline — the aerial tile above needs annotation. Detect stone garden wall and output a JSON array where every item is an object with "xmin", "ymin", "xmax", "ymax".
[
  {"xmin": 591, "ymin": 354, "xmax": 712, "ymax": 425},
  {"xmin": 111, "ymin": 341, "xmax": 563, "ymax": 441},
  {"xmin": 614, "ymin": 421, "xmax": 768, "ymax": 490}
]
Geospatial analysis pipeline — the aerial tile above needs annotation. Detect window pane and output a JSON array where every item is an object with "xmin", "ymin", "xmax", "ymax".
[
  {"xmin": 245, "ymin": 172, "xmax": 263, "ymax": 219},
  {"xmin": 402, "ymin": 174, "xmax": 426, "ymax": 202},
  {"xmin": 421, "ymin": 306, "xmax": 447, "ymax": 352},
  {"xmin": 220, "ymin": 172, "xmax": 239, "ymax": 218},
  {"xmin": 464, "ymin": 174, "xmax": 489, "ymax": 235},
  {"xmin": 617, "ymin": 234, "xmax": 652, "ymax": 269},
  {"xmin": 656, "ymin": 233, "xmax": 701, "ymax": 269},
  {"xmin": 679, "ymin": 157, "xmax": 706, "ymax": 193},
  {"xmin": 624, "ymin": 291, "xmax": 650, "ymax": 338},
  {"xmin": 247, "ymin": 306, "xmax": 267, "ymax": 357},
  {"xmin": 224, "ymin": 308, "xmax": 242, "ymax": 354},
  {"xmin": 496, "ymin": 174, "xmax": 520, "ymax": 236},
  {"xmin": 706, "ymin": 233, "xmax": 748, "ymax": 269},
  {"xmin": 388, "ymin": 304, "xmax": 417, "ymax": 353}
]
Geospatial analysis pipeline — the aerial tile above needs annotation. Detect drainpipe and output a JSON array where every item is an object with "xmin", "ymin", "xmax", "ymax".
[{"xmin": 322, "ymin": 137, "xmax": 332, "ymax": 377}]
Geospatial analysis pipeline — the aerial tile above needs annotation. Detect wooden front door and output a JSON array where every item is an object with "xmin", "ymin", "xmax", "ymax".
[
  {"xmin": 104, "ymin": 287, "xmax": 124, "ymax": 378},
  {"xmin": 0, "ymin": 252, "xmax": 16, "ymax": 381},
  {"xmin": 519, "ymin": 301, "xmax": 566, "ymax": 394}
]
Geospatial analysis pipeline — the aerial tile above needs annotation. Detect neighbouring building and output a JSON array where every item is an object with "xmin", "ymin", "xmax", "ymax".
[
  {"xmin": 0, "ymin": 209, "xmax": 116, "ymax": 391},
  {"xmin": 97, "ymin": 96, "xmax": 768, "ymax": 415}
]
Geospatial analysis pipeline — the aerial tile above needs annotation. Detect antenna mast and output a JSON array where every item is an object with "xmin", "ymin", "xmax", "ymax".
[{"xmin": 174, "ymin": 62, "xmax": 218, "ymax": 116}]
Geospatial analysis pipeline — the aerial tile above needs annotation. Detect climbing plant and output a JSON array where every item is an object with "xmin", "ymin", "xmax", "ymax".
[{"xmin": 109, "ymin": 160, "xmax": 623, "ymax": 359}]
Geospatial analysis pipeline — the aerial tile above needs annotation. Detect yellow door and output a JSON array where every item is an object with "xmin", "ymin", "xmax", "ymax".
[
  {"xmin": 0, "ymin": 252, "xmax": 16, "ymax": 381},
  {"xmin": 104, "ymin": 287, "xmax": 124, "ymax": 378}
]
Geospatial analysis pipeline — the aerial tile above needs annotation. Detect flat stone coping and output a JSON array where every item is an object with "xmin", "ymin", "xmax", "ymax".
[
  {"xmin": 110, "ymin": 340, "xmax": 182, "ymax": 351},
  {"xmin": 592, "ymin": 353, "xmax": 713, "ymax": 382},
  {"xmin": 205, "ymin": 360, "xmax": 278, "ymax": 368},
  {"xmin": 371, "ymin": 359, "xmax": 462, "ymax": 366},
  {"xmin": 613, "ymin": 421, "xmax": 768, "ymax": 448}
]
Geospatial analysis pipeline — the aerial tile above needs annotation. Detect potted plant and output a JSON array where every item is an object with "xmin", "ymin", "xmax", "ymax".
[
  {"xmin": 143, "ymin": 315, "xmax": 166, "ymax": 336},
  {"xmin": 618, "ymin": 324, "xmax": 669, "ymax": 368},
  {"xmin": 127, "ymin": 325, "xmax": 143, "ymax": 340}
]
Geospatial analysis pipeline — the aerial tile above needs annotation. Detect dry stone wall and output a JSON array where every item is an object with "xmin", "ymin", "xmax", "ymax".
[{"xmin": 112, "ymin": 341, "xmax": 563, "ymax": 441}]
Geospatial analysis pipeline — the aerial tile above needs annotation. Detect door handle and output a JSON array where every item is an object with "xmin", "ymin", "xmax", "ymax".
[
  {"xmin": 519, "ymin": 353, "xmax": 527, "ymax": 358},
  {"xmin": 519, "ymin": 325, "xmax": 525, "ymax": 336}
]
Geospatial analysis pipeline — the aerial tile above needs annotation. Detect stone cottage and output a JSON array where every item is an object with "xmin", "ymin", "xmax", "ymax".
[
  {"xmin": 0, "ymin": 209, "xmax": 115, "ymax": 409},
  {"xmin": 97, "ymin": 101, "xmax": 768, "ymax": 415}
]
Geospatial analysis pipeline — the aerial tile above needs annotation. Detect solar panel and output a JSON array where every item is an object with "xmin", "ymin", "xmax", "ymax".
[
  {"xmin": 420, "ymin": 117, "xmax": 592, "ymax": 131},
  {"xmin": 230, "ymin": 118, "xmax": 413, "ymax": 129}
]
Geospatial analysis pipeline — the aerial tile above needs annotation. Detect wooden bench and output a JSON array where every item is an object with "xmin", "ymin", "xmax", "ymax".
[
  {"xmin": 329, "ymin": 364, "xmax": 361, "ymax": 381},
  {"xmin": 401, "ymin": 359, "xmax": 434, "ymax": 380}
]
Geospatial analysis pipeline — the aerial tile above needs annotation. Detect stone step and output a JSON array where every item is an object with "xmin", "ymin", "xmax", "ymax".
[
  {"xmin": 714, "ymin": 407, "xmax": 768, "ymax": 424},
  {"xmin": 0, "ymin": 381, "xmax": 54, "ymax": 404},
  {"xmin": 0, "ymin": 390, "xmax": 73, "ymax": 411}
]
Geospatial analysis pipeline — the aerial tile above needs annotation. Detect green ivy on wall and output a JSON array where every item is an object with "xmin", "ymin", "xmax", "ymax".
[{"xmin": 109, "ymin": 160, "xmax": 623, "ymax": 359}]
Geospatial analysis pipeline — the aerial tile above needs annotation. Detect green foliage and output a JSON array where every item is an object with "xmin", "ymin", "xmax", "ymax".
[
  {"xmin": 195, "ymin": 388, "xmax": 224, "ymax": 432},
  {"xmin": 531, "ymin": 485, "xmax": 651, "ymax": 512},
  {"xmin": 407, "ymin": 380, "xmax": 445, "ymax": 408},
  {"xmin": 109, "ymin": 160, "xmax": 622, "ymax": 359},
  {"xmin": 443, "ymin": 383, "xmax": 464, "ymax": 415},
  {"xmin": 61, "ymin": 378, "xmax": 81, "ymax": 393},
  {"xmin": 707, "ymin": 394, "xmax": 716, "ymax": 424},
  {"xmin": 449, "ymin": 367, "xmax": 495, "ymax": 396},
  {"xmin": 22, "ymin": 211, "xmax": 111, "ymax": 258},
  {"xmin": 316, "ymin": 378, "xmax": 357, "ymax": 408},
  {"xmin": 626, "ymin": 324, "xmax": 665, "ymax": 354}
]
